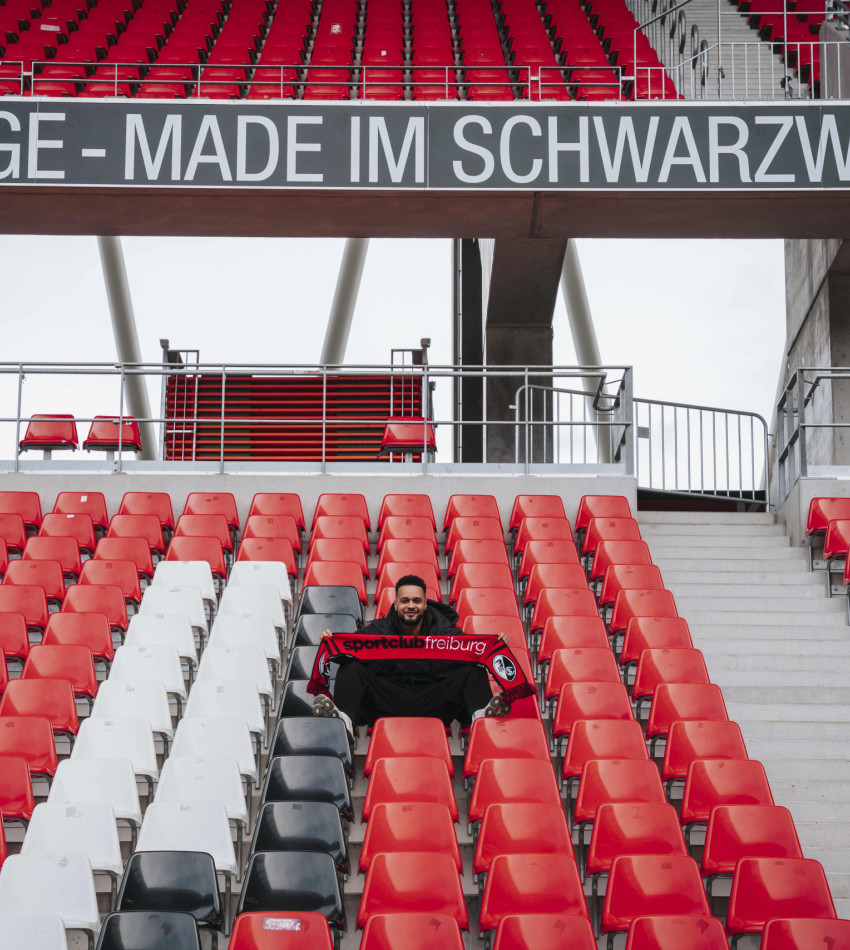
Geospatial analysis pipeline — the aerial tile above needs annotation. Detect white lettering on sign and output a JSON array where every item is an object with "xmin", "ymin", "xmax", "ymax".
[
  {"xmin": 0, "ymin": 111, "xmax": 21, "ymax": 179},
  {"xmin": 452, "ymin": 115, "xmax": 494, "ymax": 184},
  {"xmin": 350, "ymin": 115, "xmax": 361, "ymax": 182},
  {"xmin": 286, "ymin": 115, "xmax": 322, "ymax": 182},
  {"xmin": 125, "ymin": 114, "xmax": 182, "ymax": 180},
  {"xmin": 368, "ymin": 115, "xmax": 425, "ymax": 183},
  {"xmin": 28, "ymin": 112, "xmax": 65, "ymax": 180},
  {"xmin": 236, "ymin": 115, "xmax": 278, "ymax": 182},
  {"xmin": 593, "ymin": 116, "xmax": 658, "ymax": 183},
  {"xmin": 185, "ymin": 115, "xmax": 232, "ymax": 181},
  {"xmin": 547, "ymin": 115, "xmax": 588, "ymax": 183},
  {"xmin": 708, "ymin": 116, "xmax": 751, "ymax": 183},
  {"xmin": 499, "ymin": 115, "xmax": 542, "ymax": 184},
  {"xmin": 658, "ymin": 116, "xmax": 706, "ymax": 183},
  {"xmin": 754, "ymin": 116, "xmax": 794, "ymax": 183},
  {"xmin": 796, "ymin": 114, "xmax": 850, "ymax": 182}
]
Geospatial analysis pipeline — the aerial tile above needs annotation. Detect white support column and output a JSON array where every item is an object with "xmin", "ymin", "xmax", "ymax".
[
  {"xmin": 560, "ymin": 239, "xmax": 611, "ymax": 463},
  {"xmin": 320, "ymin": 238, "xmax": 369, "ymax": 364},
  {"xmin": 97, "ymin": 236, "xmax": 158, "ymax": 460}
]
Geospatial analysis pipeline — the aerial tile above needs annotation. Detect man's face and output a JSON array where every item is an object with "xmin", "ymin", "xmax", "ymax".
[{"xmin": 395, "ymin": 584, "xmax": 427, "ymax": 627}]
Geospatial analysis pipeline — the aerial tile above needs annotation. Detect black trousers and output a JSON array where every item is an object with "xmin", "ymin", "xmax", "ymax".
[{"xmin": 332, "ymin": 660, "xmax": 493, "ymax": 727}]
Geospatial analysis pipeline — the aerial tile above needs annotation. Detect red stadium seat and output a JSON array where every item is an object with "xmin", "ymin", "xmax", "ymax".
[
  {"xmin": 183, "ymin": 491, "xmax": 240, "ymax": 530},
  {"xmin": 364, "ymin": 717, "xmax": 454, "ymax": 776},
  {"xmin": 82, "ymin": 416, "xmax": 143, "ymax": 455},
  {"xmin": 379, "ymin": 418, "xmax": 437, "ymax": 457},
  {"xmin": 620, "ymin": 617, "xmax": 693, "ymax": 673},
  {"xmin": 377, "ymin": 494, "xmax": 436, "ymax": 529},
  {"xmin": 22, "ymin": 643, "xmax": 98, "ymax": 702},
  {"xmin": 460, "ymin": 616, "xmax": 528, "ymax": 656},
  {"xmin": 609, "ymin": 589, "xmax": 678, "ymax": 638},
  {"xmin": 375, "ymin": 562, "xmax": 442, "ymax": 604},
  {"xmin": 42, "ymin": 612, "xmax": 114, "ymax": 664},
  {"xmin": 0, "ymin": 677, "xmax": 79, "ymax": 739},
  {"xmin": 362, "ymin": 756, "xmax": 458, "ymax": 821},
  {"xmin": 513, "ymin": 518, "xmax": 573, "ymax": 560},
  {"xmin": 242, "ymin": 515, "xmax": 302, "ymax": 554},
  {"xmin": 52, "ymin": 491, "xmax": 109, "ymax": 533},
  {"xmin": 39, "ymin": 512, "xmax": 97, "ymax": 556},
  {"xmin": 581, "ymin": 517, "xmax": 642, "ymax": 561},
  {"xmin": 589, "ymin": 540, "xmax": 653, "ymax": 588},
  {"xmin": 456, "ymin": 588, "xmax": 519, "ymax": 624},
  {"xmin": 0, "ymin": 754, "xmax": 35, "ymax": 825},
  {"xmin": 561, "ymin": 719, "xmax": 648, "ymax": 791},
  {"xmin": 303, "ymin": 562, "xmax": 368, "ymax": 604},
  {"xmin": 508, "ymin": 495, "xmax": 567, "ymax": 533},
  {"xmin": 599, "ymin": 565, "xmax": 664, "ymax": 612},
  {"xmin": 538, "ymin": 616, "xmax": 610, "ymax": 675},
  {"xmin": 492, "ymin": 915, "xmax": 597, "ymax": 949},
  {"xmin": 0, "ymin": 513, "xmax": 26, "ymax": 556},
  {"xmin": 3, "ymin": 558, "xmax": 65, "ymax": 605},
  {"xmin": 173, "ymin": 514, "xmax": 233, "ymax": 556},
  {"xmin": 227, "ymin": 911, "xmax": 334, "ymax": 949},
  {"xmin": 165, "ymin": 536, "xmax": 227, "ymax": 579},
  {"xmin": 62, "ymin": 583, "xmax": 128, "ymax": 632},
  {"xmin": 443, "ymin": 494, "xmax": 500, "ymax": 530},
  {"xmin": 702, "ymin": 805, "xmax": 803, "ymax": 900},
  {"xmin": 544, "ymin": 648, "xmax": 622, "ymax": 708},
  {"xmin": 0, "ymin": 612, "xmax": 30, "ymax": 664},
  {"xmin": 806, "ymin": 496, "xmax": 850, "ymax": 541},
  {"xmin": 358, "ymin": 852, "xmax": 468, "ymax": 931},
  {"xmin": 479, "ymin": 854, "xmax": 588, "ymax": 935},
  {"xmin": 0, "ymin": 585, "xmax": 49, "ymax": 632},
  {"xmin": 359, "ymin": 802, "xmax": 461, "ymax": 873},
  {"xmin": 235, "ymin": 538, "xmax": 297, "ymax": 578},
  {"xmin": 645, "ymin": 684, "xmax": 728, "ymax": 755},
  {"xmin": 79, "ymin": 558, "xmax": 142, "ymax": 605},
  {"xmin": 310, "ymin": 515, "xmax": 370, "ymax": 553},
  {"xmin": 823, "ymin": 517, "xmax": 850, "ymax": 593},
  {"xmin": 528, "ymin": 589, "xmax": 599, "ymax": 638},
  {"xmin": 632, "ymin": 648, "xmax": 711, "ymax": 714},
  {"xmin": 308, "ymin": 538, "xmax": 369, "ymax": 578},
  {"xmin": 473, "ymin": 802, "xmax": 571, "ymax": 876},
  {"xmin": 468, "ymin": 757, "xmax": 563, "ymax": 825},
  {"xmin": 681, "ymin": 759, "xmax": 775, "ymax": 846},
  {"xmin": 22, "ymin": 535, "xmax": 82, "ymax": 580},
  {"xmin": 118, "ymin": 492, "xmax": 176, "ymax": 532},
  {"xmin": 107, "ymin": 513, "xmax": 166, "ymax": 556},
  {"xmin": 445, "ymin": 517, "xmax": 504, "ymax": 554},
  {"xmin": 575, "ymin": 495, "xmax": 632, "ymax": 544},
  {"xmin": 0, "ymin": 491, "xmax": 43, "ymax": 532},
  {"xmin": 726, "ymin": 859, "xmax": 836, "ymax": 948},
  {"xmin": 661, "ymin": 719, "xmax": 748, "ymax": 788},
  {"xmin": 19, "ymin": 414, "xmax": 78, "ymax": 454},
  {"xmin": 377, "ymin": 516, "xmax": 439, "ymax": 554},
  {"xmin": 518, "ymin": 540, "xmax": 581, "ymax": 583},
  {"xmin": 601, "ymin": 855, "xmax": 710, "ymax": 944},
  {"xmin": 360, "ymin": 913, "xmax": 464, "ymax": 950},
  {"xmin": 447, "ymin": 539, "xmax": 510, "ymax": 576},
  {"xmin": 522, "ymin": 564, "xmax": 588, "ymax": 612},
  {"xmin": 247, "ymin": 493, "xmax": 305, "ymax": 531},
  {"xmin": 94, "ymin": 537, "xmax": 154, "ymax": 579},
  {"xmin": 624, "ymin": 916, "xmax": 728, "ymax": 950},
  {"xmin": 0, "ymin": 716, "xmax": 57, "ymax": 779},
  {"xmin": 552, "ymin": 681, "xmax": 633, "ymax": 748},
  {"xmin": 761, "ymin": 918, "xmax": 850, "ymax": 950},
  {"xmin": 313, "ymin": 493, "xmax": 370, "ymax": 530},
  {"xmin": 464, "ymin": 718, "xmax": 550, "ymax": 779},
  {"xmin": 376, "ymin": 539, "xmax": 439, "ymax": 578},
  {"xmin": 450, "ymin": 563, "xmax": 514, "ymax": 603}
]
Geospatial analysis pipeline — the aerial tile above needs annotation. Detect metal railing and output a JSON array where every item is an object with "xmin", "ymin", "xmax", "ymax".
[
  {"xmin": 776, "ymin": 366, "xmax": 850, "ymax": 505},
  {"xmin": 635, "ymin": 397, "xmax": 770, "ymax": 507}
]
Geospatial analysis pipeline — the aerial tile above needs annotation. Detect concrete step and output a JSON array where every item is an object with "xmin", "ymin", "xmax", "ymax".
[
  {"xmin": 637, "ymin": 511, "xmax": 777, "ymax": 525},
  {"xmin": 676, "ymin": 596, "xmax": 844, "ymax": 614},
  {"xmin": 706, "ymin": 654, "xmax": 850, "ymax": 674},
  {"xmin": 660, "ymin": 570, "xmax": 824, "ymax": 587},
  {"xmin": 765, "ymin": 760, "xmax": 850, "ymax": 782},
  {"xmin": 793, "ymin": 822, "xmax": 850, "ymax": 849},
  {"xmin": 649, "ymin": 545, "xmax": 803, "ymax": 560},
  {"xmin": 714, "ymin": 670, "xmax": 850, "ymax": 688},
  {"xmin": 725, "ymin": 688, "xmax": 850, "ymax": 707},
  {"xmin": 666, "ymin": 582, "xmax": 827, "ymax": 599},
  {"xmin": 640, "ymin": 522, "xmax": 787, "ymax": 537},
  {"xmin": 737, "ymin": 737, "xmax": 850, "ymax": 758},
  {"xmin": 645, "ymin": 533, "xmax": 790, "ymax": 548},
  {"xmin": 654, "ymin": 557, "xmax": 812, "ymax": 573},
  {"xmin": 685, "ymin": 609, "xmax": 848, "ymax": 626},
  {"xmin": 700, "ymin": 638, "xmax": 850, "ymax": 656},
  {"xmin": 691, "ymin": 623, "xmax": 850, "ymax": 640},
  {"xmin": 770, "ymin": 781, "xmax": 850, "ymax": 803}
]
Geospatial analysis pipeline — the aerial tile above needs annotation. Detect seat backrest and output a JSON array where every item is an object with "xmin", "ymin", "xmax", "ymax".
[
  {"xmin": 237, "ymin": 851, "xmax": 344, "ymax": 927},
  {"xmin": 96, "ymin": 911, "xmax": 201, "ymax": 950}
]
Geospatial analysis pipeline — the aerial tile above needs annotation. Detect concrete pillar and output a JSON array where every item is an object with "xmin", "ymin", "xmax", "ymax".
[
  {"xmin": 321, "ymin": 238, "xmax": 369, "ymax": 364},
  {"xmin": 452, "ymin": 239, "xmax": 484, "ymax": 462},
  {"xmin": 97, "ymin": 236, "xmax": 158, "ymax": 460}
]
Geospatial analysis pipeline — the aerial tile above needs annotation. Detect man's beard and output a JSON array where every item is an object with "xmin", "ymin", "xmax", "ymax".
[{"xmin": 398, "ymin": 611, "xmax": 423, "ymax": 628}]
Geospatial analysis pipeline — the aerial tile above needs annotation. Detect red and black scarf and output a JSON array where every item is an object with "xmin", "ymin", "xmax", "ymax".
[{"xmin": 307, "ymin": 631, "xmax": 536, "ymax": 705}]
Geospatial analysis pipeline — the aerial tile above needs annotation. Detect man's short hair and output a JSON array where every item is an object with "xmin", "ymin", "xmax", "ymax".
[{"xmin": 395, "ymin": 574, "xmax": 427, "ymax": 595}]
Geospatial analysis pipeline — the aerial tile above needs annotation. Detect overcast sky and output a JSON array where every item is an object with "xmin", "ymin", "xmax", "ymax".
[{"xmin": 0, "ymin": 235, "xmax": 786, "ymax": 456}]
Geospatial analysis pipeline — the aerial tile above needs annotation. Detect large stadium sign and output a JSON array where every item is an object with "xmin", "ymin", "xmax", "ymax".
[{"xmin": 2, "ymin": 100, "xmax": 850, "ymax": 190}]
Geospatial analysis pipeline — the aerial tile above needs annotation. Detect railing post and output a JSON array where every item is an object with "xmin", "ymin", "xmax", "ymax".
[
  {"xmin": 622, "ymin": 367, "xmax": 635, "ymax": 476},
  {"xmin": 321, "ymin": 365, "xmax": 328, "ymax": 475},
  {"xmin": 219, "ymin": 366, "xmax": 227, "ymax": 474},
  {"xmin": 13, "ymin": 363, "xmax": 23, "ymax": 473},
  {"xmin": 118, "ymin": 364, "xmax": 126, "ymax": 474},
  {"xmin": 422, "ymin": 365, "xmax": 429, "ymax": 475},
  {"xmin": 796, "ymin": 368, "xmax": 808, "ymax": 478},
  {"xmin": 524, "ymin": 367, "xmax": 530, "ymax": 474}
]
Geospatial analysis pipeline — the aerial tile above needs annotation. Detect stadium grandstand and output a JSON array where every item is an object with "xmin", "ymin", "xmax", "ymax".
[{"xmin": 4, "ymin": 0, "xmax": 850, "ymax": 935}]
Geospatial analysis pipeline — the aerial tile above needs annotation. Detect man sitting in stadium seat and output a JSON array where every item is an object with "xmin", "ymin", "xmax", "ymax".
[{"xmin": 313, "ymin": 574, "xmax": 510, "ymax": 735}]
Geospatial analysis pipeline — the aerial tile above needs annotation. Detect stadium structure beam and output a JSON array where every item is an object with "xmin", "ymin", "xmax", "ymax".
[
  {"xmin": 560, "ymin": 239, "xmax": 611, "ymax": 463},
  {"xmin": 321, "ymin": 238, "xmax": 369, "ymax": 364},
  {"xmin": 482, "ymin": 238, "xmax": 563, "ymax": 463},
  {"xmin": 97, "ymin": 236, "xmax": 158, "ymax": 461}
]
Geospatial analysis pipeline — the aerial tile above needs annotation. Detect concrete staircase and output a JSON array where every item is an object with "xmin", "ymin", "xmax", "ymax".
[
  {"xmin": 640, "ymin": 508, "xmax": 850, "ymax": 919},
  {"xmin": 646, "ymin": 0, "xmax": 789, "ymax": 99}
]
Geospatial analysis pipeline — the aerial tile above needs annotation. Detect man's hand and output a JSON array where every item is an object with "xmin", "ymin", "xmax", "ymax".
[
  {"xmin": 320, "ymin": 629, "xmax": 333, "ymax": 640},
  {"xmin": 496, "ymin": 632, "xmax": 509, "ymax": 645}
]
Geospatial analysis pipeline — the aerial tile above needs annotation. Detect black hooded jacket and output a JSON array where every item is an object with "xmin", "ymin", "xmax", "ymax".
[{"xmin": 354, "ymin": 598, "xmax": 467, "ymax": 688}]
